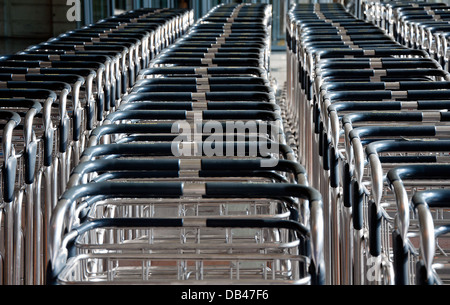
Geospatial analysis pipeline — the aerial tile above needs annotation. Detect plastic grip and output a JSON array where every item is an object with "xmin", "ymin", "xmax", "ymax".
[
  {"xmin": 73, "ymin": 159, "xmax": 180, "ymax": 176},
  {"xmin": 343, "ymin": 163, "xmax": 352, "ymax": 208},
  {"xmin": 206, "ymin": 219, "xmax": 309, "ymax": 236},
  {"xmin": 92, "ymin": 123, "xmax": 175, "ymax": 138},
  {"xmin": 323, "ymin": 134, "xmax": 330, "ymax": 171},
  {"xmin": 368, "ymin": 200, "xmax": 381, "ymax": 257},
  {"xmin": 202, "ymin": 110, "xmax": 277, "ymax": 121},
  {"xmin": 3, "ymin": 159, "xmax": 16, "ymax": 203},
  {"xmin": 0, "ymin": 88, "xmax": 57, "ymax": 101},
  {"xmin": 392, "ymin": 229, "xmax": 409, "ymax": 285},
  {"xmin": 86, "ymin": 101, "xmax": 95, "ymax": 131},
  {"xmin": 206, "ymin": 91, "xmax": 271, "ymax": 102},
  {"xmin": 73, "ymin": 110, "xmax": 81, "ymax": 141},
  {"xmin": 0, "ymin": 110, "xmax": 21, "ymax": 124},
  {"xmin": 412, "ymin": 189, "xmax": 450, "ymax": 209},
  {"xmin": 106, "ymin": 110, "xmax": 186, "ymax": 122},
  {"xmin": 201, "ymin": 159, "xmax": 305, "ymax": 175},
  {"xmin": 90, "ymin": 170, "xmax": 180, "ymax": 183},
  {"xmin": 207, "ymin": 102, "xmax": 278, "ymax": 111},
  {"xmin": 331, "ymin": 101, "xmax": 402, "ymax": 112},
  {"xmin": 205, "ymin": 182, "xmax": 322, "ymax": 203},
  {"xmin": 407, "ymin": 90, "xmax": 450, "ymax": 100},
  {"xmin": 81, "ymin": 143, "xmax": 175, "ymax": 160},
  {"xmin": 97, "ymin": 92, "xmax": 105, "ymax": 122},
  {"xmin": 44, "ymin": 128, "xmax": 54, "ymax": 167},
  {"xmin": 324, "ymin": 82, "xmax": 385, "ymax": 91},
  {"xmin": 366, "ymin": 140, "xmax": 450, "ymax": 156},
  {"xmin": 350, "ymin": 125, "xmax": 436, "ymax": 140},
  {"xmin": 119, "ymin": 102, "xmax": 192, "ymax": 111},
  {"xmin": 61, "ymin": 182, "xmax": 184, "ymax": 203},
  {"xmin": 133, "ymin": 84, "xmax": 197, "ymax": 93},
  {"xmin": 387, "ymin": 164, "xmax": 450, "ymax": 186},
  {"xmin": 59, "ymin": 117, "xmax": 69, "ymax": 153},
  {"xmin": 200, "ymin": 170, "xmax": 287, "ymax": 183},
  {"xmin": 330, "ymin": 146, "xmax": 339, "ymax": 188},
  {"xmin": 343, "ymin": 112, "xmax": 423, "ymax": 125},
  {"xmin": 378, "ymin": 155, "xmax": 437, "ymax": 164},
  {"xmin": 124, "ymin": 92, "xmax": 192, "ymax": 102},
  {"xmin": 25, "ymin": 142, "xmax": 37, "ymax": 185},
  {"xmin": 328, "ymin": 91, "xmax": 392, "ymax": 102},
  {"xmin": 352, "ymin": 180, "xmax": 364, "ymax": 230}
]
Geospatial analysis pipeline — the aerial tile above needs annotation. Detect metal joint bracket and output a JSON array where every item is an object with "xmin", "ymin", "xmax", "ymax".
[
  {"xmin": 364, "ymin": 49, "xmax": 376, "ymax": 56},
  {"xmin": 422, "ymin": 112, "xmax": 442, "ymax": 122},
  {"xmin": 191, "ymin": 92, "xmax": 207, "ymax": 102},
  {"xmin": 400, "ymin": 101, "xmax": 419, "ymax": 110},
  {"xmin": 11, "ymin": 74, "xmax": 26, "ymax": 81},
  {"xmin": 385, "ymin": 82, "xmax": 400, "ymax": 90},
  {"xmin": 183, "ymin": 218, "xmax": 207, "ymax": 227},
  {"xmin": 195, "ymin": 67, "xmax": 209, "ymax": 77},
  {"xmin": 180, "ymin": 159, "xmax": 202, "ymax": 171},
  {"xmin": 391, "ymin": 91, "xmax": 408, "ymax": 100},
  {"xmin": 39, "ymin": 61, "xmax": 52, "ymax": 68},
  {"xmin": 183, "ymin": 182, "xmax": 206, "ymax": 197}
]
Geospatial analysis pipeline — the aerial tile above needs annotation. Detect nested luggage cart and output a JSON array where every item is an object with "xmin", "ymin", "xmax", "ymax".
[
  {"xmin": 288, "ymin": 1, "xmax": 450, "ymax": 285},
  {"xmin": 45, "ymin": 3, "xmax": 325, "ymax": 286},
  {"xmin": 410, "ymin": 189, "xmax": 450, "ymax": 285},
  {"xmin": 48, "ymin": 182, "xmax": 322, "ymax": 285},
  {"xmin": 0, "ymin": 109, "xmax": 39, "ymax": 285},
  {"xmin": 0, "ymin": 7, "xmax": 193, "ymax": 285},
  {"xmin": 387, "ymin": 164, "xmax": 450, "ymax": 285}
]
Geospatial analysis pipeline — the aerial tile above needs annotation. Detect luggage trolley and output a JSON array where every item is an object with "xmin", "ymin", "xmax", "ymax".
[
  {"xmin": 16, "ymin": 8, "xmax": 192, "ymax": 120},
  {"xmin": 349, "ymin": 138, "xmax": 450, "ymax": 285},
  {"xmin": 400, "ymin": 187, "xmax": 450, "ymax": 284},
  {"xmin": 289, "ymin": 9, "xmax": 436, "ymax": 286},
  {"xmin": 288, "ymin": 1, "xmax": 450, "ymax": 285},
  {"xmin": 340, "ymin": 110, "xmax": 450, "ymax": 284},
  {"xmin": 0, "ymin": 81, "xmax": 74, "ymax": 193},
  {"xmin": 319, "ymin": 88, "xmax": 450, "ymax": 285},
  {"xmin": 0, "ymin": 7, "xmax": 193, "ymax": 286},
  {"xmin": 88, "ymin": 8, "xmax": 191, "ymax": 73},
  {"xmin": 321, "ymin": 103, "xmax": 450, "ymax": 284},
  {"xmin": 0, "ymin": 102, "xmax": 44, "ymax": 285},
  {"xmin": 386, "ymin": 164, "xmax": 450, "ymax": 284},
  {"xmin": 63, "ymin": 142, "xmax": 308, "ymax": 245},
  {"xmin": 46, "ymin": 179, "xmax": 324, "ymax": 284},
  {"xmin": 0, "ymin": 55, "xmax": 108, "ymax": 145},
  {"xmin": 0, "ymin": 105, "xmax": 49, "ymax": 285},
  {"xmin": 0, "ymin": 73, "xmax": 86, "ymax": 169},
  {"xmin": 0, "ymin": 89, "xmax": 62, "ymax": 285},
  {"xmin": 364, "ymin": 1, "xmax": 446, "ymax": 42},
  {"xmin": 45, "ymin": 3, "xmax": 325, "ymax": 286},
  {"xmin": 0, "ymin": 111, "xmax": 23, "ymax": 285}
]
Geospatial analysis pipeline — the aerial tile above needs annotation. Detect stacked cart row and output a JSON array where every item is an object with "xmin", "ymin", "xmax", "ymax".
[
  {"xmin": 46, "ymin": 3, "xmax": 325, "ymax": 285},
  {"xmin": 287, "ymin": 1, "xmax": 450, "ymax": 285},
  {"xmin": 0, "ymin": 7, "xmax": 193, "ymax": 285}
]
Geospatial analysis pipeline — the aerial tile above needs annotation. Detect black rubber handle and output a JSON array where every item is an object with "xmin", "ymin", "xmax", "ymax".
[
  {"xmin": 349, "ymin": 126, "xmax": 437, "ymax": 141},
  {"xmin": 387, "ymin": 164, "xmax": 450, "ymax": 187},
  {"xmin": 61, "ymin": 182, "xmax": 184, "ymax": 203},
  {"xmin": 0, "ymin": 88, "xmax": 58, "ymax": 100},
  {"xmin": 412, "ymin": 189, "xmax": 450, "ymax": 209},
  {"xmin": 72, "ymin": 159, "xmax": 180, "ymax": 177},
  {"xmin": 366, "ymin": 139, "xmax": 450, "ymax": 156},
  {"xmin": 205, "ymin": 182, "xmax": 322, "ymax": 203},
  {"xmin": 80, "ymin": 143, "xmax": 175, "ymax": 160},
  {"xmin": 343, "ymin": 112, "xmax": 423, "ymax": 126}
]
